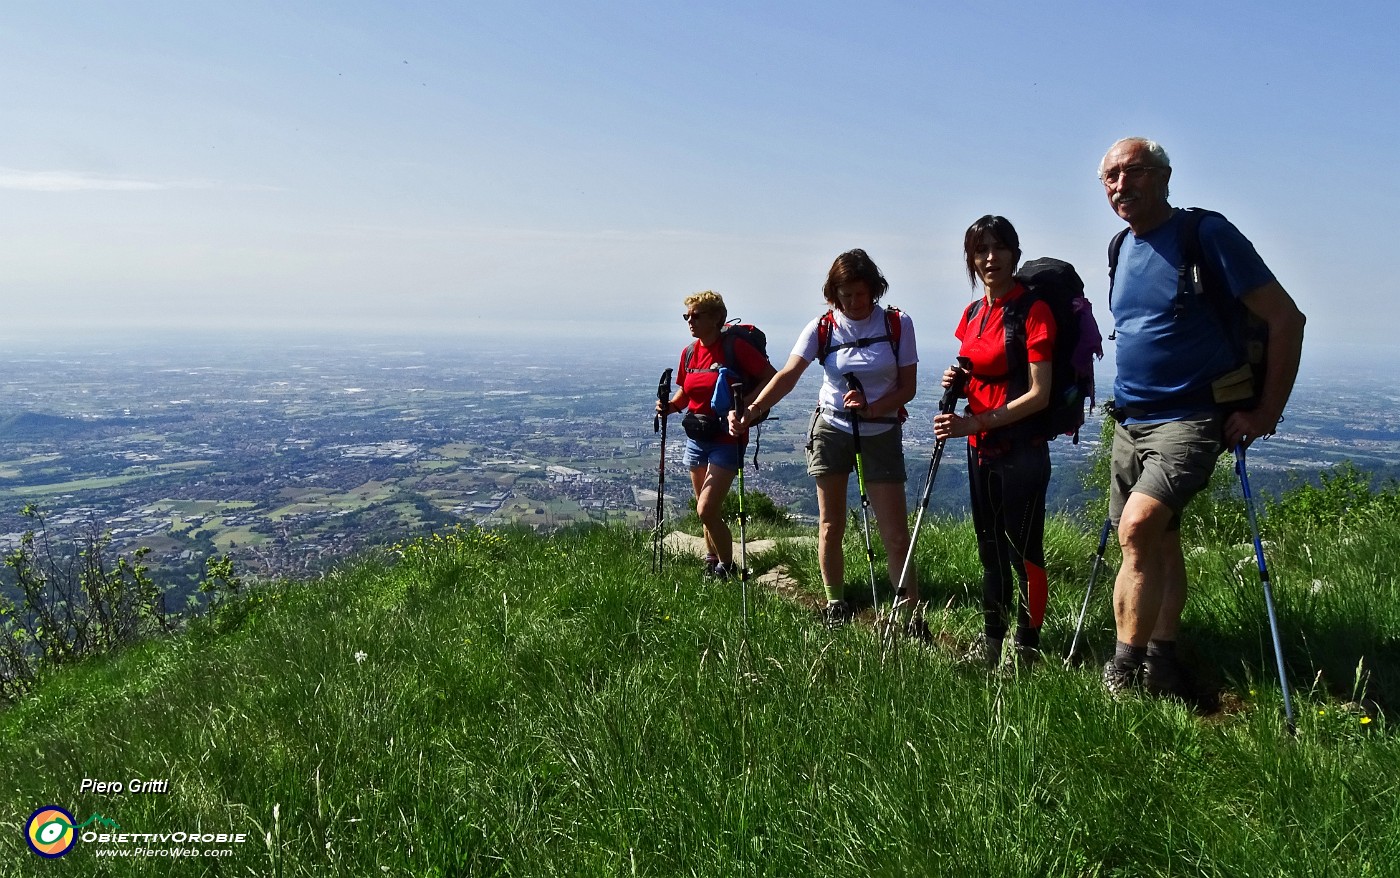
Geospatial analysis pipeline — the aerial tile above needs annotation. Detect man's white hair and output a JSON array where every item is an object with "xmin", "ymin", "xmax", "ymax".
[{"xmin": 1099, "ymin": 137, "xmax": 1171, "ymax": 177}]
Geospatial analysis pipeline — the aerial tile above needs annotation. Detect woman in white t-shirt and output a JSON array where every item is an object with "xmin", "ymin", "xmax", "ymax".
[{"xmin": 731, "ymin": 249, "xmax": 919, "ymax": 627}]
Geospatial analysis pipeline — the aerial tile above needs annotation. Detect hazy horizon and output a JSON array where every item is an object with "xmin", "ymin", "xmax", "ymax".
[
  {"xmin": 0, "ymin": 324, "xmax": 1390, "ymax": 382},
  {"xmin": 2, "ymin": 4, "xmax": 1395, "ymax": 353}
]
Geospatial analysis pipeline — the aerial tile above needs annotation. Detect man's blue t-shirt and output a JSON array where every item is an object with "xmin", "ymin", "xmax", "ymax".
[{"xmin": 1110, "ymin": 208, "xmax": 1276, "ymax": 418}]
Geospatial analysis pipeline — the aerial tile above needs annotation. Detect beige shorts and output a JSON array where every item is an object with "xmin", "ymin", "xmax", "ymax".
[
  {"xmin": 1109, "ymin": 413, "xmax": 1224, "ymax": 529},
  {"xmin": 806, "ymin": 417, "xmax": 907, "ymax": 482}
]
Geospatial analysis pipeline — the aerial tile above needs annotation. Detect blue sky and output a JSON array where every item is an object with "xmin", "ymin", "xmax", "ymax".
[{"xmin": 2, "ymin": 2, "xmax": 1394, "ymax": 370}]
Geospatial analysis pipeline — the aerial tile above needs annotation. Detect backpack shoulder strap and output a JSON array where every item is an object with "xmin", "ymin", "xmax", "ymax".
[
  {"xmin": 818, "ymin": 307, "xmax": 901, "ymax": 365},
  {"xmin": 1178, "ymin": 207, "xmax": 1226, "ymax": 290},
  {"xmin": 680, "ymin": 341, "xmax": 698, "ymax": 374},
  {"xmin": 1002, "ymin": 292, "xmax": 1032, "ymax": 375},
  {"xmin": 815, "ymin": 310, "xmax": 837, "ymax": 365},
  {"xmin": 884, "ymin": 306, "xmax": 902, "ymax": 359},
  {"xmin": 1107, "ymin": 227, "xmax": 1131, "ymax": 309},
  {"xmin": 1179, "ymin": 208, "xmax": 1249, "ymax": 362},
  {"xmin": 720, "ymin": 328, "xmax": 739, "ymax": 375}
]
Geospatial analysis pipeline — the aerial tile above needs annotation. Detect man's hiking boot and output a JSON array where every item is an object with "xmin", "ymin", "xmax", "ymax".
[
  {"xmin": 708, "ymin": 562, "xmax": 731, "ymax": 581},
  {"xmin": 821, "ymin": 600, "xmax": 852, "ymax": 629},
  {"xmin": 961, "ymin": 634, "xmax": 1004, "ymax": 669},
  {"xmin": 1144, "ymin": 655, "xmax": 1192, "ymax": 701},
  {"xmin": 1102, "ymin": 659, "xmax": 1144, "ymax": 698}
]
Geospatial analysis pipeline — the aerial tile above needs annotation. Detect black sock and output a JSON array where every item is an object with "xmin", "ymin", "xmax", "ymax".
[
  {"xmin": 1114, "ymin": 641, "xmax": 1147, "ymax": 670},
  {"xmin": 1146, "ymin": 639, "xmax": 1176, "ymax": 658}
]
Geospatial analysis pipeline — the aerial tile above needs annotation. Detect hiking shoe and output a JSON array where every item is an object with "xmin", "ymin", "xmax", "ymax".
[
  {"xmin": 961, "ymin": 634, "xmax": 1004, "ymax": 669},
  {"xmin": 903, "ymin": 615, "xmax": 932, "ymax": 644},
  {"xmin": 1144, "ymin": 655, "xmax": 1191, "ymax": 701},
  {"xmin": 821, "ymin": 600, "xmax": 852, "ymax": 629},
  {"xmin": 1102, "ymin": 659, "xmax": 1144, "ymax": 698},
  {"xmin": 1003, "ymin": 642, "xmax": 1041, "ymax": 673},
  {"xmin": 708, "ymin": 562, "xmax": 731, "ymax": 581}
]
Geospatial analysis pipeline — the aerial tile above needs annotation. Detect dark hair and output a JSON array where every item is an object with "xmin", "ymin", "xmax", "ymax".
[
  {"xmin": 822, "ymin": 249, "xmax": 889, "ymax": 309},
  {"xmin": 962, "ymin": 215, "xmax": 1022, "ymax": 287}
]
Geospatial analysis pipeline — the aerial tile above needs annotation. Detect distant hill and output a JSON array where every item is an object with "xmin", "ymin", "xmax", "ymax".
[{"xmin": 0, "ymin": 411, "xmax": 131, "ymax": 440}]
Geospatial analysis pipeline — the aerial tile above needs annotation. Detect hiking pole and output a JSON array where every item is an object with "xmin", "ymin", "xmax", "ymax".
[
  {"xmin": 651, "ymin": 368, "xmax": 673, "ymax": 575},
  {"xmin": 730, "ymin": 377, "xmax": 750, "ymax": 633},
  {"xmin": 735, "ymin": 450, "xmax": 750, "ymax": 631},
  {"xmin": 887, "ymin": 363, "xmax": 970, "ymax": 647},
  {"xmin": 843, "ymin": 372, "xmax": 882, "ymax": 622},
  {"xmin": 1066, "ymin": 517, "xmax": 1112, "ymax": 664},
  {"xmin": 1234, "ymin": 444, "xmax": 1296, "ymax": 734}
]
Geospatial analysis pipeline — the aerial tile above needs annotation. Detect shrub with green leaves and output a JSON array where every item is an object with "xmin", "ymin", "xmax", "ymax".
[
  {"xmin": 0, "ymin": 507, "xmax": 248, "ymax": 704},
  {"xmin": 0, "ymin": 507, "xmax": 175, "ymax": 703},
  {"xmin": 680, "ymin": 488, "xmax": 796, "ymax": 536},
  {"xmin": 1268, "ymin": 461, "xmax": 1400, "ymax": 532}
]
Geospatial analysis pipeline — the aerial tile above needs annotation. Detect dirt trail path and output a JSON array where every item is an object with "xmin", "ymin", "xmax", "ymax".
[{"xmin": 661, "ymin": 531, "xmax": 823, "ymax": 612}]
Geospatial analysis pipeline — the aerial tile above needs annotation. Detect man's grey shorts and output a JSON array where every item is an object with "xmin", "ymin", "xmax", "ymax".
[
  {"xmin": 1109, "ymin": 413, "xmax": 1224, "ymax": 529},
  {"xmin": 807, "ymin": 417, "xmax": 906, "ymax": 482}
]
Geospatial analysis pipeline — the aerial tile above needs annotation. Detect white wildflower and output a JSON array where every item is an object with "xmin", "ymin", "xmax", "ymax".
[{"xmin": 354, "ymin": 650, "xmax": 368, "ymax": 664}]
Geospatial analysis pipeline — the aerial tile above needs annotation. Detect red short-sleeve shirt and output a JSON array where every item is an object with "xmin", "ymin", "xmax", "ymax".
[{"xmin": 953, "ymin": 283, "xmax": 1055, "ymax": 444}]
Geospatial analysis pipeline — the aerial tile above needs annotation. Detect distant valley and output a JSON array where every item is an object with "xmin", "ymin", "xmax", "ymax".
[{"xmin": 0, "ymin": 334, "xmax": 1395, "ymax": 599}]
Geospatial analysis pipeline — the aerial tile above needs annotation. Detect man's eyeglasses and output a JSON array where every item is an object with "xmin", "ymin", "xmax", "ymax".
[{"xmin": 1100, "ymin": 164, "xmax": 1163, "ymax": 185}]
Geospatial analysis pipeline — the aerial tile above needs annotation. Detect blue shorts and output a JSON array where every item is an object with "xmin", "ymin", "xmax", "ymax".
[{"xmin": 683, "ymin": 439, "xmax": 743, "ymax": 471}]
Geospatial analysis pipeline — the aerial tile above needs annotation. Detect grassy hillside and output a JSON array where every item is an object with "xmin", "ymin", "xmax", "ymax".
[{"xmin": 2, "ymin": 502, "xmax": 1399, "ymax": 875}]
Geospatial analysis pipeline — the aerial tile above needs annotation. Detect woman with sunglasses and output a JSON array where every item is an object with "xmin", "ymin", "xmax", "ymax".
[{"xmin": 658, "ymin": 291, "xmax": 776, "ymax": 578}]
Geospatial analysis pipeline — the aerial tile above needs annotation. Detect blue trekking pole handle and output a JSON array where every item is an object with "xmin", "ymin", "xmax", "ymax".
[{"xmin": 1234, "ymin": 444, "xmax": 1297, "ymax": 735}]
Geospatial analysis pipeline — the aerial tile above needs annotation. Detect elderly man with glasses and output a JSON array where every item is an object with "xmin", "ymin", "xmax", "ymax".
[{"xmin": 1096, "ymin": 137, "xmax": 1306, "ymax": 700}]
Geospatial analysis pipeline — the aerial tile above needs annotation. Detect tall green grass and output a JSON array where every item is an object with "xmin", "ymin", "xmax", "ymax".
[{"xmin": 2, "ymin": 517, "xmax": 1398, "ymax": 876}]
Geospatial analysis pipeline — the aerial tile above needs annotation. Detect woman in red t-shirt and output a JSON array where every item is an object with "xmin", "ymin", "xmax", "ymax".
[
  {"xmin": 934, "ymin": 216, "xmax": 1055, "ymax": 669},
  {"xmin": 658, "ymin": 291, "xmax": 776, "ymax": 578}
]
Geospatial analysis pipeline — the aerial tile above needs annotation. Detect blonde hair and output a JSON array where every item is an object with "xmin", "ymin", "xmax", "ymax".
[{"xmin": 683, "ymin": 290, "xmax": 727, "ymax": 322}]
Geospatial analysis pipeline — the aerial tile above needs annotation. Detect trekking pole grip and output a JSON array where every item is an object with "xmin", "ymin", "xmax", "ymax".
[
  {"xmin": 654, "ymin": 367, "xmax": 673, "ymax": 433},
  {"xmin": 940, "ymin": 362, "xmax": 969, "ymax": 415},
  {"xmin": 842, "ymin": 372, "xmax": 866, "ymax": 416}
]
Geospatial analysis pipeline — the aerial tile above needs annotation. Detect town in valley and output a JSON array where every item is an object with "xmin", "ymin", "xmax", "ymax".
[{"xmin": 1, "ymin": 333, "xmax": 1395, "ymax": 602}]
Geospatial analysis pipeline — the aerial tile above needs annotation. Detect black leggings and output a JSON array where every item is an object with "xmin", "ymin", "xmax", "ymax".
[{"xmin": 967, "ymin": 440, "xmax": 1050, "ymax": 644}]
